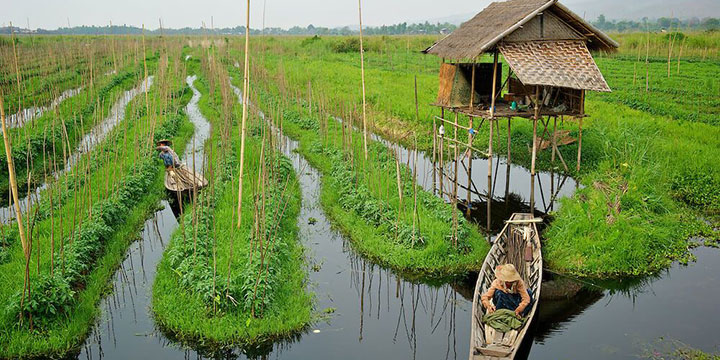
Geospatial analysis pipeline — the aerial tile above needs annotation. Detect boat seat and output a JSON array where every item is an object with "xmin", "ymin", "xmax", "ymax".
[{"xmin": 477, "ymin": 344, "xmax": 512, "ymax": 357}]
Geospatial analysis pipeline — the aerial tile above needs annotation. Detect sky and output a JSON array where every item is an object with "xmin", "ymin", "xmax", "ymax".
[{"xmin": 4, "ymin": 0, "xmax": 720, "ymax": 31}]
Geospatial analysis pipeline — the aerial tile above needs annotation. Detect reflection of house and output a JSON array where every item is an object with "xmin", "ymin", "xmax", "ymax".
[{"xmin": 423, "ymin": 0, "xmax": 617, "ymax": 220}]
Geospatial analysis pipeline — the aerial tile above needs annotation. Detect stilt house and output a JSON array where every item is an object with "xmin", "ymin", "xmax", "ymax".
[{"xmin": 423, "ymin": 0, "xmax": 618, "ymax": 220}]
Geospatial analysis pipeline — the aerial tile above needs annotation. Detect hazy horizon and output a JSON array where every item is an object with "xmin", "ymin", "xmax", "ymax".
[{"xmin": 5, "ymin": 0, "xmax": 720, "ymax": 31}]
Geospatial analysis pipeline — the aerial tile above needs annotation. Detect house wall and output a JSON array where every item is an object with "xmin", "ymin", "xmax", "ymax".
[{"xmin": 504, "ymin": 11, "xmax": 583, "ymax": 42}]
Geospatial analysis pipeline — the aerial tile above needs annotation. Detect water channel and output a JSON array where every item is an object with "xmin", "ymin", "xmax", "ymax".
[
  {"xmin": 71, "ymin": 76, "xmax": 718, "ymax": 359},
  {"xmin": 0, "ymin": 76, "xmax": 154, "ymax": 224}
]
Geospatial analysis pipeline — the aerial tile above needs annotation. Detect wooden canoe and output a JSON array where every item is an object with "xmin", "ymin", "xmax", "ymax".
[
  {"xmin": 164, "ymin": 166, "xmax": 208, "ymax": 193},
  {"xmin": 469, "ymin": 213, "xmax": 543, "ymax": 360}
]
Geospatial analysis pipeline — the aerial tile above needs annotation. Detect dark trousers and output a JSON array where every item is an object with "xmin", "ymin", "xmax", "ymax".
[{"xmin": 493, "ymin": 288, "xmax": 534, "ymax": 317}]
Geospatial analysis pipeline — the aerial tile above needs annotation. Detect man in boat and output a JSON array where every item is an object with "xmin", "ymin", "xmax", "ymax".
[
  {"xmin": 156, "ymin": 139, "xmax": 208, "ymax": 191},
  {"xmin": 156, "ymin": 139, "xmax": 181, "ymax": 169},
  {"xmin": 480, "ymin": 264, "xmax": 533, "ymax": 318}
]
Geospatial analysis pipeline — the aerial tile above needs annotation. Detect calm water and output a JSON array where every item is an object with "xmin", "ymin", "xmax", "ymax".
[{"xmin": 70, "ymin": 81, "xmax": 719, "ymax": 359}]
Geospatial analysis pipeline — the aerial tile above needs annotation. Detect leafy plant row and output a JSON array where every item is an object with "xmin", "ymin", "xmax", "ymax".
[{"xmin": 4, "ymin": 111, "xmax": 184, "ymax": 330}]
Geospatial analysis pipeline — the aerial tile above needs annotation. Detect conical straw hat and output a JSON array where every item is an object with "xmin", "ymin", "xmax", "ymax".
[{"xmin": 495, "ymin": 264, "xmax": 521, "ymax": 282}]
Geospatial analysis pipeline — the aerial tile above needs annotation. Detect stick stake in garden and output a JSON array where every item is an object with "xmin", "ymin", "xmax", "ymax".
[
  {"xmin": 358, "ymin": 0, "xmax": 369, "ymax": 160},
  {"xmin": 237, "ymin": 0, "xmax": 251, "ymax": 228}
]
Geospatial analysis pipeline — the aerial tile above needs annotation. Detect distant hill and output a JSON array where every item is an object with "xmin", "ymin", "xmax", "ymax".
[
  {"xmin": 563, "ymin": 0, "xmax": 720, "ymax": 21},
  {"xmin": 418, "ymin": 0, "xmax": 720, "ymax": 27}
]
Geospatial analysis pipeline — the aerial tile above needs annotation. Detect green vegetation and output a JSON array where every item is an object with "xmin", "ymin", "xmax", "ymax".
[
  {"xmin": 0, "ymin": 45, "xmax": 193, "ymax": 357},
  {"xmin": 247, "ymin": 35, "xmax": 719, "ymax": 277},
  {"xmin": 0, "ymin": 35, "xmax": 141, "ymax": 118},
  {"xmin": 152, "ymin": 50, "xmax": 311, "ymax": 346},
  {"xmin": 0, "ymin": 54, "xmax": 157, "ymax": 204},
  {"xmin": 246, "ymin": 58, "xmax": 489, "ymax": 278}
]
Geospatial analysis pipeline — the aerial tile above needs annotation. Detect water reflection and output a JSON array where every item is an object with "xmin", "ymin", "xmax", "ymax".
[
  {"xmin": 266, "ymin": 133, "xmax": 471, "ymax": 360},
  {"xmin": 78, "ymin": 201, "xmax": 182, "ymax": 360}
]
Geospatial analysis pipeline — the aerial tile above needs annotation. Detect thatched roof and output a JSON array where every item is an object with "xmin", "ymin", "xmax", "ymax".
[
  {"xmin": 499, "ymin": 41, "xmax": 611, "ymax": 92},
  {"xmin": 424, "ymin": 0, "xmax": 618, "ymax": 60}
]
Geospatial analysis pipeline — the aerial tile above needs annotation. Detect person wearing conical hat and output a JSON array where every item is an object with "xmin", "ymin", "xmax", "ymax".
[
  {"xmin": 480, "ymin": 263, "xmax": 533, "ymax": 318},
  {"xmin": 156, "ymin": 139, "xmax": 181, "ymax": 169}
]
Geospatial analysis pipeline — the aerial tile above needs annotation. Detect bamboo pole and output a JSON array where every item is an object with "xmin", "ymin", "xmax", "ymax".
[
  {"xmin": 358, "ymin": 0, "xmax": 368, "ymax": 160},
  {"xmin": 439, "ymin": 108, "xmax": 445, "ymax": 199},
  {"xmin": 466, "ymin": 115, "xmax": 473, "ymax": 217},
  {"xmin": 237, "ymin": 0, "xmax": 251, "ymax": 228},
  {"xmin": 487, "ymin": 52, "xmax": 499, "ymax": 230},
  {"xmin": 452, "ymin": 112, "xmax": 459, "ymax": 246},
  {"xmin": 530, "ymin": 86, "xmax": 540, "ymax": 216},
  {"xmin": 0, "ymin": 97, "xmax": 29, "ymax": 258},
  {"xmin": 576, "ymin": 90, "xmax": 585, "ymax": 172},
  {"xmin": 2, "ymin": 95, "xmax": 32, "ymax": 324},
  {"xmin": 432, "ymin": 116, "xmax": 437, "ymax": 195}
]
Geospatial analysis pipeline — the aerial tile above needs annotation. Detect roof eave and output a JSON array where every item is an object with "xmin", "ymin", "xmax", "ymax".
[
  {"xmin": 477, "ymin": 0, "xmax": 557, "ymax": 55},
  {"xmin": 552, "ymin": 2, "xmax": 619, "ymax": 51}
]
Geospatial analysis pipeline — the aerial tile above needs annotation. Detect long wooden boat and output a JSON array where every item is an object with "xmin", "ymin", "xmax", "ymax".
[
  {"xmin": 469, "ymin": 213, "xmax": 543, "ymax": 360},
  {"xmin": 164, "ymin": 166, "xmax": 208, "ymax": 193}
]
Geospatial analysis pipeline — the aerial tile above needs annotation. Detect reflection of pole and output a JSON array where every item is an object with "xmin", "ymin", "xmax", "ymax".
[
  {"xmin": 359, "ymin": 262, "xmax": 365, "ymax": 341},
  {"xmin": 550, "ymin": 165, "xmax": 555, "ymax": 212},
  {"xmin": 507, "ymin": 118, "xmax": 511, "ymax": 164}
]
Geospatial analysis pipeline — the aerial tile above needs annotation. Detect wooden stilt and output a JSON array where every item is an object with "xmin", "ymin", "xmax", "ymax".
[
  {"xmin": 439, "ymin": 108, "xmax": 445, "ymax": 199},
  {"xmin": 452, "ymin": 111, "xmax": 459, "ymax": 246},
  {"xmin": 530, "ymin": 86, "xmax": 540, "ymax": 216},
  {"xmin": 487, "ymin": 52, "xmax": 499, "ymax": 232},
  {"xmin": 487, "ymin": 119, "xmax": 493, "ymax": 232},
  {"xmin": 466, "ymin": 116, "xmax": 473, "ymax": 216},
  {"xmin": 433, "ymin": 116, "xmax": 437, "ymax": 195},
  {"xmin": 576, "ymin": 90, "xmax": 585, "ymax": 172},
  {"xmin": 550, "ymin": 116, "xmax": 557, "ymax": 164}
]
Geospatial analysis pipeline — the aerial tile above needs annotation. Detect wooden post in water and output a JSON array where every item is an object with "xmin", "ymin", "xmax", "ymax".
[
  {"xmin": 452, "ymin": 112, "xmax": 459, "ymax": 246},
  {"xmin": 530, "ymin": 86, "xmax": 540, "ymax": 216},
  {"xmin": 237, "ymin": 0, "xmax": 251, "ymax": 228},
  {"xmin": 439, "ymin": 108, "xmax": 445, "ymax": 199},
  {"xmin": 487, "ymin": 52, "xmax": 499, "ymax": 232},
  {"xmin": 432, "ymin": 116, "xmax": 437, "ymax": 195},
  {"xmin": 550, "ymin": 116, "xmax": 557, "ymax": 165},
  {"xmin": 466, "ymin": 115, "xmax": 473, "ymax": 217}
]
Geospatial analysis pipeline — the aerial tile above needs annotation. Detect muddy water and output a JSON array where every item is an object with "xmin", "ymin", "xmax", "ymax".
[
  {"xmin": 77, "ymin": 75, "xmax": 212, "ymax": 359},
  {"xmin": 0, "ymin": 76, "xmax": 154, "ymax": 224},
  {"xmin": 6, "ymin": 86, "xmax": 84, "ymax": 128}
]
